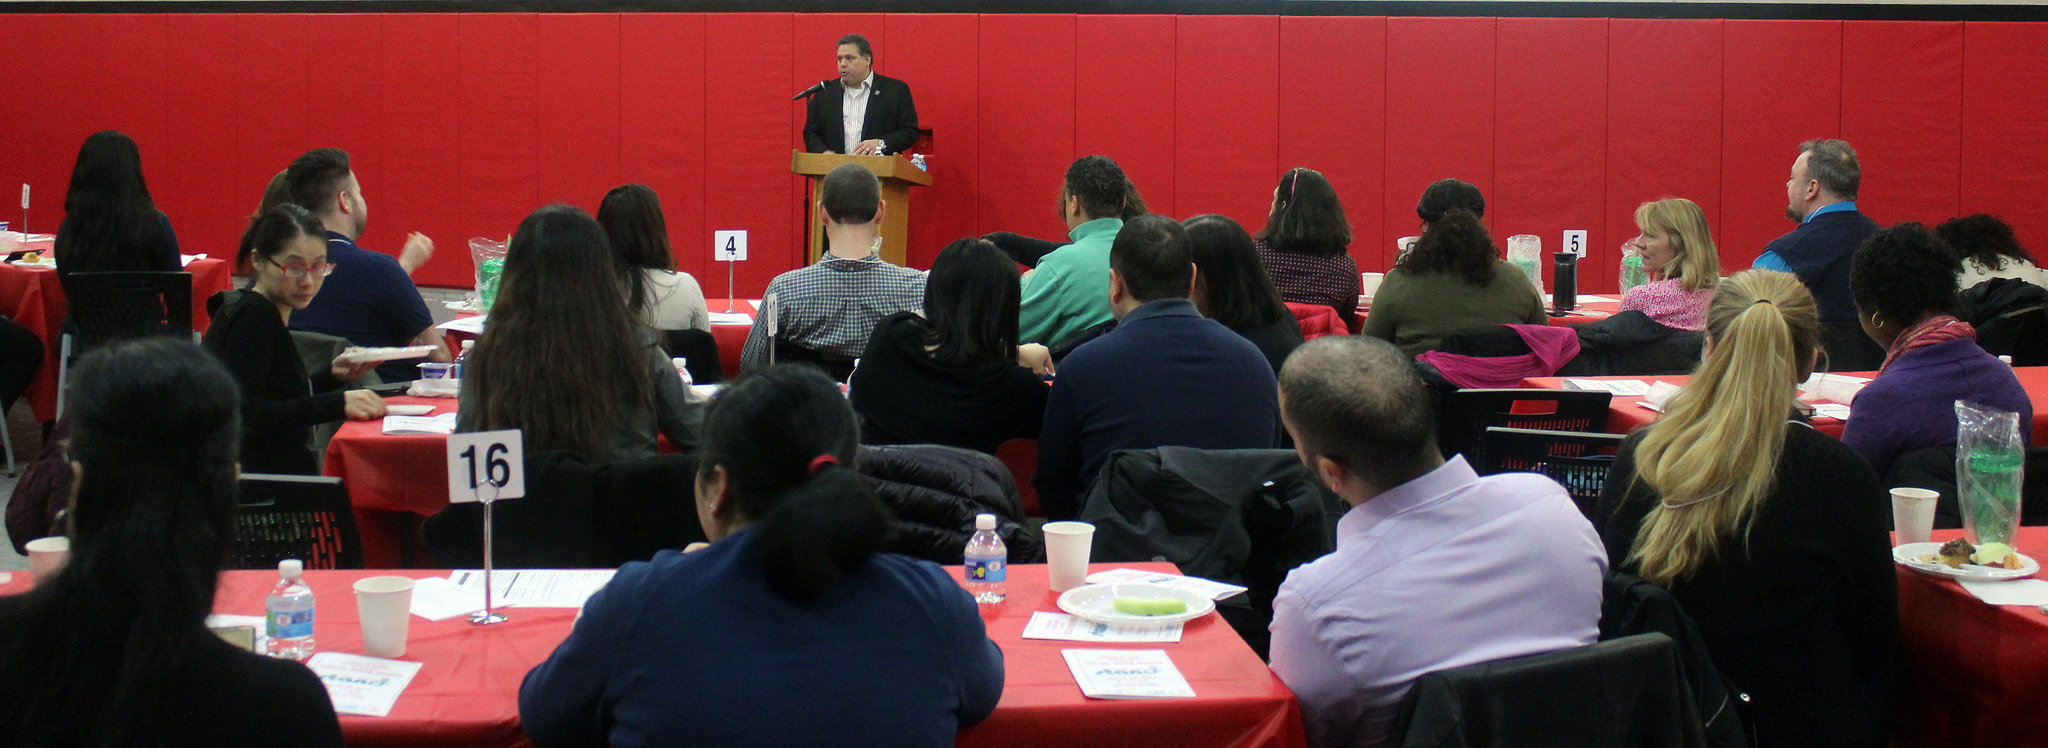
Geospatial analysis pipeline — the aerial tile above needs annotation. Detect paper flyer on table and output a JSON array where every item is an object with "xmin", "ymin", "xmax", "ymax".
[
  {"xmin": 1062, "ymin": 649, "xmax": 1196, "ymax": 699},
  {"xmin": 436, "ymin": 315, "xmax": 488, "ymax": 335},
  {"xmin": 383, "ymin": 413, "xmax": 458, "ymax": 435},
  {"xmin": 307, "ymin": 653, "xmax": 423, "ymax": 717},
  {"xmin": 1085, "ymin": 568, "xmax": 1248, "ymax": 601},
  {"xmin": 1022, "ymin": 612, "xmax": 1183, "ymax": 643},
  {"xmin": 409, "ymin": 577, "xmax": 487, "ymax": 621},
  {"xmin": 708, "ymin": 311, "xmax": 754, "ymax": 325},
  {"xmin": 1565, "ymin": 378, "xmax": 1650, "ymax": 396},
  {"xmin": 449, "ymin": 569, "xmax": 616, "ymax": 608},
  {"xmin": 1960, "ymin": 579, "xmax": 2048, "ymax": 606}
]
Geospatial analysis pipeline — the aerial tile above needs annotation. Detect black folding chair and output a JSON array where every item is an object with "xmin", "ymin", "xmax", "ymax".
[
  {"xmin": 1437, "ymin": 388, "xmax": 1612, "ymax": 467},
  {"xmin": 661, "ymin": 328, "xmax": 724, "ymax": 384},
  {"xmin": 57, "ymin": 271, "xmax": 192, "ymax": 419},
  {"xmin": 1479, "ymin": 426, "xmax": 1626, "ymax": 517},
  {"xmin": 231, "ymin": 474, "xmax": 363, "ymax": 570}
]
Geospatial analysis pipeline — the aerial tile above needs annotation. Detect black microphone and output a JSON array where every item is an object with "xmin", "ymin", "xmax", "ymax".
[{"xmin": 791, "ymin": 80, "xmax": 831, "ymax": 100}]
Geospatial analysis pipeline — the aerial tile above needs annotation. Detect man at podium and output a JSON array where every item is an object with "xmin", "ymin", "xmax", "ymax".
[{"xmin": 802, "ymin": 34, "xmax": 919, "ymax": 157}]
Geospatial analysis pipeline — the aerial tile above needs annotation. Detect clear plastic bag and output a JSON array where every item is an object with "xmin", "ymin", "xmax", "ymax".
[
  {"xmin": 1956, "ymin": 400, "xmax": 2024, "ymax": 546},
  {"xmin": 469, "ymin": 238, "xmax": 508, "ymax": 312},
  {"xmin": 1506, "ymin": 234, "xmax": 1543, "ymax": 296}
]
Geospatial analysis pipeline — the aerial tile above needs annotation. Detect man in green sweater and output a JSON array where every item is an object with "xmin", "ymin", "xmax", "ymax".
[{"xmin": 1014, "ymin": 156, "xmax": 1145, "ymax": 348}]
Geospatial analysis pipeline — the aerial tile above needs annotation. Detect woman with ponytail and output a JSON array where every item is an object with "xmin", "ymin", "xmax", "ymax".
[
  {"xmin": 520, "ymin": 365, "xmax": 1004, "ymax": 748},
  {"xmin": 1594, "ymin": 269, "xmax": 1896, "ymax": 748},
  {"xmin": 0, "ymin": 339, "xmax": 344, "ymax": 747}
]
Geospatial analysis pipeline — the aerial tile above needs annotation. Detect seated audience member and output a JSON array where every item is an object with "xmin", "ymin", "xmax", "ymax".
[
  {"xmin": 598, "ymin": 183, "xmax": 710, "ymax": 332},
  {"xmin": 1755, "ymin": 139, "xmax": 1885, "ymax": 372},
  {"xmin": 203, "ymin": 205, "xmax": 385, "ymax": 475},
  {"xmin": 1254, "ymin": 168, "xmax": 1360, "ymax": 322},
  {"xmin": 1844, "ymin": 223, "xmax": 2030, "ymax": 479},
  {"xmin": 1596, "ymin": 270, "xmax": 1897, "ymax": 748},
  {"xmin": 1004, "ymin": 155, "xmax": 1146, "ymax": 348},
  {"xmin": 739, "ymin": 163, "xmax": 924, "ymax": 378},
  {"xmin": 1034, "ymin": 215, "xmax": 1280, "ymax": 520},
  {"xmin": 52, "ymin": 130, "xmax": 181, "ymax": 298},
  {"xmin": 1184, "ymin": 214, "xmax": 1305, "ymax": 373},
  {"xmin": 519, "ymin": 365, "xmax": 1003, "ymax": 748},
  {"xmin": 850, "ymin": 237, "xmax": 1053, "ymax": 454},
  {"xmin": 1362, "ymin": 207, "xmax": 1544, "ymax": 357},
  {"xmin": 458, "ymin": 205, "xmax": 698, "ymax": 460},
  {"xmin": 1621, "ymin": 197, "xmax": 1720, "ymax": 331},
  {"xmin": 1270, "ymin": 335, "xmax": 1605, "ymax": 748},
  {"xmin": 0, "ymin": 338, "xmax": 345, "ymax": 746},
  {"xmin": 1937, "ymin": 213, "xmax": 2046, "ymax": 291},
  {"xmin": 1416, "ymin": 177, "xmax": 1487, "ymax": 229},
  {"xmin": 284, "ymin": 148, "xmax": 447, "ymax": 382}
]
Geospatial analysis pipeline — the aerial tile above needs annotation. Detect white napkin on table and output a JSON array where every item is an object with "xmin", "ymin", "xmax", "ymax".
[{"xmin": 1958, "ymin": 578, "xmax": 2048, "ymax": 606}]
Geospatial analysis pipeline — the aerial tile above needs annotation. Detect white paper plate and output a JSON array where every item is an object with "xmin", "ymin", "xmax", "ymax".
[
  {"xmin": 1057, "ymin": 583, "xmax": 1216, "ymax": 626},
  {"xmin": 341, "ymin": 345, "xmax": 438, "ymax": 363},
  {"xmin": 384, "ymin": 404, "xmax": 438, "ymax": 416},
  {"xmin": 1894, "ymin": 542, "xmax": 2040, "ymax": 581}
]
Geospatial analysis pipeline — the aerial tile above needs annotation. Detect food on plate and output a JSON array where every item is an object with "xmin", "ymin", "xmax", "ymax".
[
  {"xmin": 1112, "ymin": 596, "xmax": 1189, "ymax": 617},
  {"xmin": 1937, "ymin": 539, "xmax": 1976, "ymax": 568},
  {"xmin": 20, "ymin": 252, "xmax": 39, "ymax": 263},
  {"xmin": 1971, "ymin": 542, "xmax": 2023, "ymax": 569}
]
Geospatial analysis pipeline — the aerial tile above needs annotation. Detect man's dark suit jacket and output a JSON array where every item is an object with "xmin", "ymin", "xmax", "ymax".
[{"xmin": 802, "ymin": 73, "xmax": 920, "ymax": 156}]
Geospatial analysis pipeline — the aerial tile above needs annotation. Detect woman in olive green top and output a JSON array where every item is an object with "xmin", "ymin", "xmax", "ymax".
[{"xmin": 1362, "ymin": 209, "xmax": 1546, "ymax": 356}]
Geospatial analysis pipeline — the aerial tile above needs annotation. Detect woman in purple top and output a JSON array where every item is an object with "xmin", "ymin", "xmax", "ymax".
[
  {"xmin": 1844, "ymin": 222, "xmax": 2032, "ymax": 480},
  {"xmin": 1253, "ymin": 167, "xmax": 1359, "ymax": 324},
  {"xmin": 1620, "ymin": 198, "xmax": 1719, "ymax": 332}
]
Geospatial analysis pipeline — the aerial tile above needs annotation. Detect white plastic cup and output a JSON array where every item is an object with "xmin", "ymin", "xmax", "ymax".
[
  {"xmin": 1892, "ymin": 487, "xmax": 1940, "ymax": 545},
  {"xmin": 354, "ymin": 576, "xmax": 416, "ymax": 659},
  {"xmin": 1396, "ymin": 236, "xmax": 1419, "ymax": 256},
  {"xmin": 1041, "ymin": 521, "xmax": 1096, "ymax": 593},
  {"xmin": 25, "ymin": 536, "xmax": 69, "ymax": 583},
  {"xmin": 1360, "ymin": 272, "xmax": 1385, "ymax": 299}
]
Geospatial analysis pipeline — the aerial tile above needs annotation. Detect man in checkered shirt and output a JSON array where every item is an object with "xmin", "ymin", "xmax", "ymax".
[{"xmin": 739, "ymin": 163, "xmax": 925, "ymax": 378}]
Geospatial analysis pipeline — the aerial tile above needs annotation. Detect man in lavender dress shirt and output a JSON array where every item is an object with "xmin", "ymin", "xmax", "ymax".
[{"xmin": 1268, "ymin": 336, "xmax": 1607, "ymax": 748}]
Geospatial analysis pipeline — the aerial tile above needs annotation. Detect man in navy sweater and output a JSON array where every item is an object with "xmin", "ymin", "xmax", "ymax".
[
  {"xmin": 1755, "ymin": 138, "xmax": 1886, "ymax": 371},
  {"xmin": 1034, "ymin": 214, "xmax": 1280, "ymax": 520}
]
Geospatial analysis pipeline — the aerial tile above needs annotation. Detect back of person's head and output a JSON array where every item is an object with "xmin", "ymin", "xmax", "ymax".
[
  {"xmin": 1629, "ymin": 269, "xmax": 1818, "ymax": 586},
  {"xmin": 1063, "ymin": 155, "xmax": 1146, "ymax": 221},
  {"xmin": 820, "ymin": 163, "xmax": 881, "ymax": 224},
  {"xmin": 1110, "ymin": 214, "xmax": 1193, "ymax": 304},
  {"xmin": 1416, "ymin": 178, "xmax": 1484, "ymax": 224},
  {"xmin": 286, "ymin": 148, "xmax": 353, "ymax": 217},
  {"xmin": 1851, "ymin": 222, "xmax": 1961, "ymax": 327},
  {"xmin": 1399, "ymin": 209, "xmax": 1498, "ymax": 287},
  {"xmin": 470, "ymin": 205, "xmax": 648, "ymax": 461},
  {"xmin": 1278, "ymin": 336, "xmax": 1439, "ymax": 490},
  {"xmin": 1798, "ymin": 138, "xmax": 1860, "ymax": 201},
  {"xmin": 1634, "ymin": 198, "xmax": 1721, "ymax": 293},
  {"xmin": 0, "ymin": 338, "xmax": 241, "ymax": 746},
  {"xmin": 253, "ymin": 168, "xmax": 292, "ymax": 220},
  {"xmin": 924, "ymin": 237, "xmax": 1021, "ymax": 366},
  {"xmin": 1183, "ymin": 214, "xmax": 1289, "ymax": 330},
  {"xmin": 56, "ymin": 130, "xmax": 164, "ymax": 273},
  {"xmin": 597, "ymin": 184, "xmax": 677, "ymax": 313},
  {"xmin": 236, "ymin": 204, "xmax": 327, "ymax": 276},
  {"xmin": 698, "ymin": 365, "xmax": 887, "ymax": 604},
  {"xmin": 1935, "ymin": 213, "xmax": 2033, "ymax": 274},
  {"xmin": 1259, "ymin": 167, "xmax": 1351, "ymax": 255}
]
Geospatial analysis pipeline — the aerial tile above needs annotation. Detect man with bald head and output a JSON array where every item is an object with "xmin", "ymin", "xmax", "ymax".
[{"xmin": 1268, "ymin": 336, "xmax": 1605, "ymax": 748}]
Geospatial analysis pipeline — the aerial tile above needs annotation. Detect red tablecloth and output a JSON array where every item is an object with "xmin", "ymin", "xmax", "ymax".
[
  {"xmin": 1897, "ymin": 525, "xmax": 2048, "ymax": 745},
  {"xmin": 0, "ymin": 252, "xmax": 232, "ymax": 422},
  {"xmin": 1358, "ymin": 292, "xmax": 1620, "ymax": 330},
  {"xmin": 88, "ymin": 562, "xmax": 1300, "ymax": 748},
  {"xmin": 442, "ymin": 299, "xmax": 756, "ymax": 382},
  {"xmin": 1524, "ymin": 368, "xmax": 2048, "ymax": 440}
]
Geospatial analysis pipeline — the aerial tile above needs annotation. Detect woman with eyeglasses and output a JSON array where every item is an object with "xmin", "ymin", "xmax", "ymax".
[{"xmin": 202, "ymin": 204, "xmax": 386, "ymax": 474}]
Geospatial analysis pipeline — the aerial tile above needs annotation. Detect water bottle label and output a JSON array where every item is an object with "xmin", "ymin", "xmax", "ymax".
[
  {"xmin": 269, "ymin": 608, "xmax": 313, "ymax": 640},
  {"xmin": 966, "ymin": 557, "xmax": 1006, "ymax": 584}
]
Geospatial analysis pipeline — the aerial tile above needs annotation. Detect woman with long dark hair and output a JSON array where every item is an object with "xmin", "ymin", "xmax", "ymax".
[
  {"xmin": 1362, "ymin": 203, "xmax": 1544, "ymax": 357},
  {"xmin": 458, "ymin": 204, "xmax": 698, "ymax": 460},
  {"xmin": 203, "ymin": 205, "xmax": 385, "ymax": 474},
  {"xmin": 850, "ymin": 237, "xmax": 1052, "ymax": 454},
  {"xmin": 1186, "ymin": 214, "xmax": 1304, "ymax": 373},
  {"xmin": 597, "ymin": 184, "xmax": 710, "ymax": 332},
  {"xmin": 1596, "ymin": 270, "xmax": 1896, "ymax": 748},
  {"xmin": 52, "ymin": 130, "xmax": 180, "ymax": 296},
  {"xmin": 0, "ymin": 338, "xmax": 345, "ymax": 747},
  {"xmin": 1255, "ymin": 168, "xmax": 1359, "ymax": 321},
  {"xmin": 520, "ymin": 365, "xmax": 1004, "ymax": 747}
]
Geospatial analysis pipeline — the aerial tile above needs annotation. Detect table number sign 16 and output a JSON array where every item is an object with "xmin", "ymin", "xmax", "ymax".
[{"xmin": 447, "ymin": 429, "xmax": 526, "ymax": 503}]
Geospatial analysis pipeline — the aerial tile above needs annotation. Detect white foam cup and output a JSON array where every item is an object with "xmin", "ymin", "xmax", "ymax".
[
  {"xmin": 25, "ymin": 536, "xmax": 69, "ymax": 583},
  {"xmin": 1042, "ymin": 522, "xmax": 1096, "ymax": 593},
  {"xmin": 1891, "ymin": 487, "xmax": 1940, "ymax": 546},
  {"xmin": 1361, "ymin": 272, "xmax": 1385, "ymax": 298},
  {"xmin": 354, "ymin": 576, "xmax": 416, "ymax": 659}
]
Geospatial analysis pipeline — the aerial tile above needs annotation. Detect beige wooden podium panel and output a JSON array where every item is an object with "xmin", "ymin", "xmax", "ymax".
[{"xmin": 792, "ymin": 151, "xmax": 932, "ymax": 267}]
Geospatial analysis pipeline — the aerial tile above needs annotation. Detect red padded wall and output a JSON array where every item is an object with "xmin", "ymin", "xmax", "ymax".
[
  {"xmin": 1720, "ymin": 20, "xmax": 1842, "ymax": 267},
  {"xmin": 537, "ymin": 14, "xmax": 622, "ymax": 216},
  {"xmin": 1843, "ymin": 21, "xmax": 1964, "ymax": 227},
  {"xmin": 1606, "ymin": 19, "xmax": 1723, "ymax": 295},
  {"xmin": 456, "ymin": 13, "xmax": 542, "ymax": 274},
  {"xmin": 620, "ymin": 14, "xmax": 708, "ymax": 282},
  {"xmin": 1962, "ymin": 22, "xmax": 2048, "ymax": 256},
  {"xmin": 976, "ymin": 15, "xmax": 1075, "ymax": 247},
  {"xmin": 382, "ymin": 14, "xmax": 464, "ymax": 286},
  {"xmin": 162, "ymin": 14, "xmax": 243, "ymax": 261},
  {"xmin": 702, "ymin": 13, "xmax": 796, "ymax": 296},
  {"xmin": 887, "ymin": 13, "xmax": 980, "ymax": 268},
  {"xmin": 1384, "ymin": 17, "xmax": 1496, "ymax": 269},
  {"xmin": 1277, "ymin": 15, "xmax": 1385, "ymax": 273},
  {"xmin": 1077, "ymin": 15, "xmax": 1177, "ymax": 218},
  {"xmin": 1176, "ymin": 16, "xmax": 1280, "ymax": 232},
  {"xmin": 1494, "ymin": 17, "xmax": 1609, "ymax": 290}
]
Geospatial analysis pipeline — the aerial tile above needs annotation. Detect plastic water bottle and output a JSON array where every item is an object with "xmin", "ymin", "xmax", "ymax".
[
  {"xmin": 266, "ymin": 559, "xmax": 316, "ymax": 660},
  {"xmin": 672, "ymin": 357, "xmax": 693, "ymax": 387},
  {"xmin": 963, "ymin": 513, "xmax": 1007, "ymax": 604}
]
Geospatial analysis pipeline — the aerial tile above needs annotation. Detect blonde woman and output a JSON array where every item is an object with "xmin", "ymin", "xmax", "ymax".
[
  {"xmin": 1594, "ymin": 270, "xmax": 1895, "ymax": 748},
  {"xmin": 1620, "ymin": 198, "xmax": 1720, "ymax": 331}
]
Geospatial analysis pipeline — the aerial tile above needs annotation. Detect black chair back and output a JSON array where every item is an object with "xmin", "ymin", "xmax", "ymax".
[
  {"xmin": 66, "ymin": 271, "xmax": 192, "ymax": 349},
  {"xmin": 660, "ymin": 328, "xmax": 724, "ymax": 384},
  {"xmin": 423, "ymin": 451, "xmax": 705, "ymax": 569},
  {"xmin": 772, "ymin": 337, "xmax": 856, "ymax": 381},
  {"xmin": 1387, "ymin": 633, "xmax": 1705, "ymax": 748},
  {"xmin": 232, "ymin": 474, "xmax": 363, "ymax": 570},
  {"xmin": 1438, "ymin": 388, "xmax": 1612, "ymax": 466},
  {"xmin": 1479, "ymin": 427, "xmax": 1626, "ymax": 517}
]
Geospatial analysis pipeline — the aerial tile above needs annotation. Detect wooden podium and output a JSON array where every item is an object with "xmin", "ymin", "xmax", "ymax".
[{"xmin": 791, "ymin": 151, "xmax": 932, "ymax": 267}]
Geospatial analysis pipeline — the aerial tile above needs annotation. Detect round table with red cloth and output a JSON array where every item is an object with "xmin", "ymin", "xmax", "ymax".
[
  {"xmin": 1897, "ymin": 525, "xmax": 2048, "ymax": 745},
  {"xmin": 441, "ymin": 299, "xmax": 757, "ymax": 382},
  {"xmin": 1523, "ymin": 368, "xmax": 2048, "ymax": 439},
  {"xmin": 2, "ymin": 562, "xmax": 1307, "ymax": 748}
]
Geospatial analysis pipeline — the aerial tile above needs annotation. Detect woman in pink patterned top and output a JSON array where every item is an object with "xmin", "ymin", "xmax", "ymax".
[{"xmin": 1621, "ymin": 198, "xmax": 1720, "ymax": 332}]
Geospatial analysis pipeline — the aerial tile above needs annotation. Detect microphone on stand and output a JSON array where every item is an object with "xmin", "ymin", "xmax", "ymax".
[{"xmin": 791, "ymin": 80, "xmax": 831, "ymax": 100}]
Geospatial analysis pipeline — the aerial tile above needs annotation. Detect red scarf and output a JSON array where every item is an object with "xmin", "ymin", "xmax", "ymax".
[{"xmin": 1879, "ymin": 315, "xmax": 1976, "ymax": 374}]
